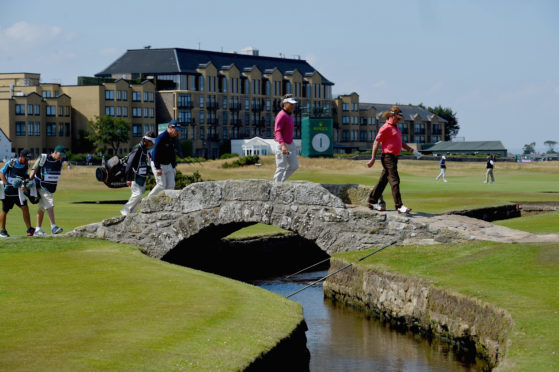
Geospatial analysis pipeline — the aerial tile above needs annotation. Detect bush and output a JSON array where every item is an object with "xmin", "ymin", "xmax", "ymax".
[
  {"xmin": 145, "ymin": 170, "xmax": 204, "ymax": 190},
  {"xmin": 221, "ymin": 155, "xmax": 260, "ymax": 168},
  {"xmin": 220, "ymin": 153, "xmax": 239, "ymax": 160},
  {"xmin": 176, "ymin": 156, "xmax": 207, "ymax": 164}
]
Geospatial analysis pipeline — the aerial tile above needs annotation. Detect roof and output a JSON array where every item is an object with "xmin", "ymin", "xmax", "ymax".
[
  {"xmin": 427, "ymin": 141, "xmax": 507, "ymax": 152},
  {"xmin": 96, "ymin": 48, "xmax": 333, "ymax": 85},
  {"xmin": 359, "ymin": 103, "xmax": 447, "ymax": 123}
]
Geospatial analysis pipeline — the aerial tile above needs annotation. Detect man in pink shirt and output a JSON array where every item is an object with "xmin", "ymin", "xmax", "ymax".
[
  {"xmin": 366, "ymin": 106, "xmax": 422, "ymax": 214},
  {"xmin": 273, "ymin": 94, "xmax": 299, "ymax": 182}
]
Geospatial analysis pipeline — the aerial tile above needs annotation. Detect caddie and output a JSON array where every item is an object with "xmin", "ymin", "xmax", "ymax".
[
  {"xmin": 0, "ymin": 149, "xmax": 35, "ymax": 237},
  {"xmin": 29, "ymin": 145, "xmax": 66, "ymax": 236},
  {"xmin": 121, "ymin": 131, "xmax": 156, "ymax": 216}
]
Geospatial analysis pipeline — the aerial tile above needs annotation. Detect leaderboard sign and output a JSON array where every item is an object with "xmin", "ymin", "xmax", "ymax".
[{"xmin": 301, "ymin": 116, "xmax": 333, "ymax": 158}]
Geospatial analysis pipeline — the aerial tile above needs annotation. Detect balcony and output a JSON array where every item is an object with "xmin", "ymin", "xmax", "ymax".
[
  {"xmin": 229, "ymin": 102, "xmax": 242, "ymax": 111},
  {"xmin": 177, "ymin": 101, "xmax": 193, "ymax": 109}
]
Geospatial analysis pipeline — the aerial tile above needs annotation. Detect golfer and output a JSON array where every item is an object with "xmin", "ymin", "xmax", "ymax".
[
  {"xmin": 30, "ymin": 145, "xmax": 66, "ymax": 236},
  {"xmin": 484, "ymin": 155, "xmax": 495, "ymax": 184},
  {"xmin": 148, "ymin": 120, "xmax": 181, "ymax": 197},
  {"xmin": 273, "ymin": 94, "xmax": 299, "ymax": 182},
  {"xmin": 366, "ymin": 106, "xmax": 421, "ymax": 214},
  {"xmin": 435, "ymin": 156, "xmax": 447, "ymax": 182},
  {"xmin": 121, "ymin": 131, "xmax": 156, "ymax": 216}
]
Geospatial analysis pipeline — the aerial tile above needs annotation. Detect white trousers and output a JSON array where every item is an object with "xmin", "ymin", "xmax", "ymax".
[
  {"xmin": 121, "ymin": 181, "xmax": 146, "ymax": 216},
  {"xmin": 273, "ymin": 142, "xmax": 299, "ymax": 182},
  {"xmin": 485, "ymin": 169, "xmax": 495, "ymax": 183},
  {"xmin": 435, "ymin": 168, "xmax": 447, "ymax": 181},
  {"xmin": 148, "ymin": 163, "xmax": 176, "ymax": 197}
]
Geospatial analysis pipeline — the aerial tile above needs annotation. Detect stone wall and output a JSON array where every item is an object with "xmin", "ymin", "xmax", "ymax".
[{"xmin": 323, "ymin": 258, "xmax": 513, "ymax": 369}]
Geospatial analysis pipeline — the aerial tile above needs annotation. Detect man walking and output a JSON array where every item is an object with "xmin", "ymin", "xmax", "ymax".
[
  {"xmin": 367, "ymin": 106, "xmax": 421, "ymax": 214},
  {"xmin": 273, "ymin": 94, "xmax": 299, "ymax": 182},
  {"xmin": 30, "ymin": 145, "xmax": 66, "ymax": 236},
  {"xmin": 148, "ymin": 120, "xmax": 181, "ymax": 197},
  {"xmin": 435, "ymin": 155, "xmax": 448, "ymax": 182},
  {"xmin": 484, "ymin": 155, "xmax": 495, "ymax": 184},
  {"xmin": 0, "ymin": 149, "xmax": 34, "ymax": 237},
  {"xmin": 121, "ymin": 131, "xmax": 156, "ymax": 216}
]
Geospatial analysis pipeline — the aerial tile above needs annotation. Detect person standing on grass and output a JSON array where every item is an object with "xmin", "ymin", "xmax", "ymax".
[
  {"xmin": 435, "ymin": 155, "xmax": 448, "ymax": 182},
  {"xmin": 0, "ymin": 149, "xmax": 35, "ymax": 237},
  {"xmin": 29, "ymin": 145, "xmax": 66, "ymax": 236},
  {"xmin": 366, "ymin": 106, "xmax": 422, "ymax": 214},
  {"xmin": 485, "ymin": 155, "xmax": 495, "ymax": 184},
  {"xmin": 273, "ymin": 94, "xmax": 299, "ymax": 182},
  {"xmin": 148, "ymin": 120, "xmax": 181, "ymax": 197},
  {"xmin": 121, "ymin": 131, "xmax": 156, "ymax": 216}
]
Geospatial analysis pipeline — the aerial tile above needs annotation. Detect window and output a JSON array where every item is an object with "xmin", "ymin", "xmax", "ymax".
[
  {"xmin": 42, "ymin": 91, "xmax": 51, "ymax": 98},
  {"xmin": 27, "ymin": 104, "xmax": 33, "ymax": 115},
  {"xmin": 34, "ymin": 122, "xmax": 40, "ymax": 136},
  {"xmin": 266, "ymin": 113, "xmax": 271, "ymax": 125},
  {"xmin": 245, "ymin": 97, "xmax": 250, "ymax": 110},
  {"xmin": 116, "ymin": 90, "xmax": 122, "ymax": 101},
  {"xmin": 47, "ymin": 122, "xmax": 56, "ymax": 136},
  {"xmin": 121, "ymin": 90, "xmax": 128, "ymax": 101},
  {"xmin": 342, "ymin": 130, "xmax": 349, "ymax": 141},
  {"xmin": 244, "ymin": 79, "xmax": 249, "ymax": 94},
  {"xmin": 245, "ymin": 112, "xmax": 250, "ymax": 125},
  {"xmin": 132, "ymin": 92, "xmax": 141, "ymax": 102},
  {"xmin": 222, "ymin": 96, "xmax": 227, "ymax": 109},
  {"xmin": 190, "ymin": 76, "xmax": 197, "ymax": 91},
  {"xmin": 200, "ymin": 110, "xmax": 205, "ymax": 124},
  {"xmin": 132, "ymin": 124, "xmax": 142, "ymax": 137},
  {"xmin": 342, "ymin": 116, "xmax": 349, "ymax": 125},
  {"xmin": 144, "ymin": 92, "xmax": 154, "ymax": 102},
  {"xmin": 199, "ymin": 76, "xmax": 205, "ymax": 92},
  {"xmin": 16, "ymin": 122, "xmax": 25, "ymax": 136},
  {"xmin": 105, "ymin": 106, "xmax": 115, "ymax": 116},
  {"xmin": 414, "ymin": 123, "xmax": 425, "ymax": 135},
  {"xmin": 116, "ymin": 107, "xmax": 122, "ymax": 117},
  {"xmin": 360, "ymin": 131, "xmax": 367, "ymax": 141},
  {"xmin": 46, "ymin": 105, "xmax": 56, "ymax": 116},
  {"xmin": 222, "ymin": 111, "xmax": 228, "ymax": 125},
  {"xmin": 15, "ymin": 104, "xmax": 25, "ymax": 115},
  {"xmin": 432, "ymin": 124, "xmax": 442, "ymax": 135},
  {"xmin": 432, "ymin": 135, "xmax": 441, "ymax": 142},
  {"xmin": 222, "ymin": 77, "xmax": 227, "ymax": 93},
  {"xmin": 65, "ymin": 123, "xmax": 70, "ymax": 137},
  {"xmin": 144, "ymin": 108, "xmax": 149, "ymax": 118},
  {"xmin": 59, "ymin": 124, "xmax": 64, "ymax": 136},
  {"xmin": 132, "ymin": 108, "xmax": 141, "ymax": 117},
  {"xmin": 286, "ymin": 81, "xmax": 291, "ymax": 94},
  {"xmin": 266, "ymin": 98, "xmax": 271, "ymax": 111},
  {"xmin": 200, "ymin": 126, "xmax": 205, "ymax": 140},
  {"xmin": 265, "ymin": 80, "xmax": 271, "ymax": 95},
  {"xmin": 178, "ymin": 110, "xmax": 191, "ymax": 123},
  {"xmin": 122, "ymin": 107, "xmax": 128, "ymax": 117},
  {"xmin": 199, "ymin": 96, "xmax": 205, "ymax": 108},
  {"xmin": 105, "ymin": 90, "xmax": 114, "ymax": 100},
  {"xmin": 342, "ymin": 103, "xmax": 349, "ymax": 112},
  {"xmin": 28, "ymin": 122, "xmax": 34, "ymax": 135},
  {"xmin": 178, "ymin": 93, "xmax": 192, "ymax": 107},
  {"xmin": 34, "ymin": 104, "xmax": 40, "ymax": 115}
]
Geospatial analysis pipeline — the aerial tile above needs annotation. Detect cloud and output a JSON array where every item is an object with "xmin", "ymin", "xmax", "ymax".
[
  {"xmin": 373, "ymin": 80, "xmax": 387, "ymax": 88},
  {"xmin": 0, "ymin": 21, "xmax": 64, "ymax": 51},
  {"xmin": 497, "ymin": 84, "xmax": 542, "ymax": 103}
]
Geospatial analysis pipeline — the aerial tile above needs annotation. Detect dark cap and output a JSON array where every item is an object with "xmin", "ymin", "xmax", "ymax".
[
  {"xmin": 54, "ymin": 145, "xmax": 67, "ymax": 157},
  {"xmin": 19, "ymin": 149, "xmax": 32, "ymax": 160},
  {"xmin": 168, "ymin": 119, "xmax": 182, "ymax": 128}
]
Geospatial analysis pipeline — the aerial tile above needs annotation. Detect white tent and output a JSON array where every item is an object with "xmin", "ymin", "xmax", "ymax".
[
  {"xmin": 231, "ymin": 137, "xmax": 301, "ymax": 156},
  {"xmin": 0, "ymin": 129, "xmax": 13, "ymax": 162}
]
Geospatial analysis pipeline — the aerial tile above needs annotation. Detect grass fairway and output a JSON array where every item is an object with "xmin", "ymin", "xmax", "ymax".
[
  {"xmin": 0, "ymin": 238, "xmax": 302, "ymax": 371},
  {"xmin": 335, "ymin": 241, "xmax": 559, "ymax": 371}
]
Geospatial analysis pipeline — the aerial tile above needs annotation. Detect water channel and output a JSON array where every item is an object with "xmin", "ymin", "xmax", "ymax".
[{"xmin": 254, "ymin": 270, "xmax": 485, "ymax": 372}]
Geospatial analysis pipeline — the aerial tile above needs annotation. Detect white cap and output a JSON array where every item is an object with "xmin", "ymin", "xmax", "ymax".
[
  {"xmin": 442, "ymin": 155, "xmax": 446, "ymax": 159},
  {"xmin": 282, "ymin": 97, "xmax": 297, "ymax": 104}
]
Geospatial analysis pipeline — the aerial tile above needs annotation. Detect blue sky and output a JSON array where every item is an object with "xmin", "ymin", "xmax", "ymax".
[{"xmin": 1, "ymin": 0, "xmax": 558, "ymax": 153}]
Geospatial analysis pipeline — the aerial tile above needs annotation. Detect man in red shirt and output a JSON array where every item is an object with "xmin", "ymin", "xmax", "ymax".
[
  {"xmin": 273, "ymin": 94, "xmax": 299, "ymax": 182},
  {"xmin": 366, "ymin": 106, "xmax": 422, "ymax": 214}
]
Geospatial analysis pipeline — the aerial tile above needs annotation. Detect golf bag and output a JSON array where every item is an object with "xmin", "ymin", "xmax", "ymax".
[{"xmin": 95, "ymin": 155, "xmax": 128, "ymax": 188}]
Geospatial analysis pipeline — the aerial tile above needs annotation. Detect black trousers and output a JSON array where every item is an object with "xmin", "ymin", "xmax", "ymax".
[{"xmin": 368, "ymin": 153, "xmax": 403, "ymax": 209}]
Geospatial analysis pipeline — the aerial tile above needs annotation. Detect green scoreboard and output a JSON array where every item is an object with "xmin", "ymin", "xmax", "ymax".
[{"xmin": 301, "ymin": 116, "xmax": 334, "ymax": 157}]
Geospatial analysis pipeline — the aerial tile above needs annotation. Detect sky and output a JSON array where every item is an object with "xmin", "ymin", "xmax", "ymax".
[{"xmin": 1, "ymin": 0, "xmax": 558, "ymax": 154}]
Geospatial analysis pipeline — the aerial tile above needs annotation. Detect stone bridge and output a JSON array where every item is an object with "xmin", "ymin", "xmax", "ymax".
[{"xmin": 70, "ymin": 180, "xmax": 559, "ymax": 259}]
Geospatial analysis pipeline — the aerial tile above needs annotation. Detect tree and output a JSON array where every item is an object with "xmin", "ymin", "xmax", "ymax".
[
  {"xmin": 544, "ymin": 140, "xmax": 557, "ymax": 154},
  {"xmin": 523, "ymin": 142, "xmax": 536, "ymax": 154},
  {"xmin": 427, "ymin": 105, "xmax": 459, "ymax": 141},
  {"xmin": 88, "ymin": 116, "xmax": 131, "ymax": 155}
]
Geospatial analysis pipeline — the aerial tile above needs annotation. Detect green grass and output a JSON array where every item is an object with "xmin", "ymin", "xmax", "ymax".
[
  {"xmin": 494, "ymin": 211, "xmax": 559, "ymax": 233},
  {"xmin": 0, "ymin": 238, "xmax": 302, "ymax": 371},
  {"xmin": 334, "ymin": 242, "xmax": 559, "ymax": 371}
]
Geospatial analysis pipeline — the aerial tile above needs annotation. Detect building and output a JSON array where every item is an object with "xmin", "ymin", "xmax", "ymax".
[
  {"xmin": 95, "ymin": 47, "xmax": 333, "ymax": 158},
  {"xmin": 0, "ymin": 72, "xmax": 156, "ymax": 157},
  {"xmin": 332, "ymin": 93, "xmax": 447, "ymax": 154},
  {"xmin": 425, "ymin": 140, "xmax": 508, "ymax": 158},
  {"xmin": 0, "ymin": 73, "xmax": 72, "ymax": 158},
  {"xmin": 231, "ymin": 137, "xmax": 301, "ymax": 157}
]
